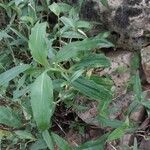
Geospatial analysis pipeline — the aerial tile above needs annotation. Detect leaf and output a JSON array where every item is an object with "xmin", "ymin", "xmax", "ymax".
[
  {"xmin": 98, "ymin": 116, "xmax": 123, "ymax": 128},
  {"xmin": 55, "ymin": 38, "xmax": 114, "ymax": 62},
  {"xmin": 31, "ymin": 72, "xmax": 54, "ymax": 131},
  {"xmin": 57, "ymin": 2, "xmax": 72, "ymax": 13},
  {"xmin": 75, "ymin": 133, "xmax": 108, "ymax": 150},
  {"xmin": 61, "ymin": 31, "xmax": 85, "ymax": 39},
  {"xmin": 76, "ymin": 20, "xmax": 92, "ymax": 29},
  {"xmin": 29, "ymin": 22, "xmax": 49, "ymax": 66},
  {"xmin": 10, "ymin": 27, "xmax": 28, "ymax": 42},
  {"xmin": 13, "ymin": 85, "xmax": 31, "ymax": 100},
  {"xmin": 49, "ymin": 2, "xmax": 60, "ymax": 16},
  {"xmin": 100, "ymin": 0, "xmax": 108, "ymax": 7},
  {"xmin": 0, "ymin": 31, "xmax": 13, "ymax": 41},
  {"xmin": 131, "ymin": 53, "xmax": 140, "ymax": 71},
  {"xmin": 132, "ymin": 73, "xmax": 143, "ymax": 102},
  {"xmin": 51, "ymin": 132, "xmax": 71, "ymax": 150},
  {"xmin": 142, "ymin": 101, "xmax": 150, "ymax": 109},
  {"xmin": 107, "ymin": 118, "xmax": 129, "ymax": 141},
  {"xmin": 0, "ymin": 64, "xmax": 30, "ymax": 86},
  {"xmin": 71, "ymin": 77, "xmax": 112, "ymax": 101},
  {"xmin": 70, "ymin": 70, "xmax": 84, "ymax": 82},
  {"xmin": 0, "ymin": 106, "xmax": 22, "ymax": 128},
  {"xmin": 42, "ymin": 130, "xmax": 54, "ymax": 150},
  {"xmin": 15, "ymin": 130, "xmax": 35, "ymax": 140},
  {"xmin": 90, "ymin": 75, "xmax": 113, "ymax": 90},
  {"xmin": 107, "ymin": 127, "xmax": 126, "ymax": 141},
  {"xmin": 60, "ymin": 16, "xmax": 75, "ymax": 28},
  {"xmin": 30, "ymin": 139, "xmax": 47, "ymax": 150},
  {"xmin": 72, "ymin": 53, "xmax": 110, "ymax": 70}
]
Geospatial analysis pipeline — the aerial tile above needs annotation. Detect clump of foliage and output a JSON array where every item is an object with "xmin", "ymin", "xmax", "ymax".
[{"xmin": 0, "ymin": 0, "xmax": 149, "ymax": 149}]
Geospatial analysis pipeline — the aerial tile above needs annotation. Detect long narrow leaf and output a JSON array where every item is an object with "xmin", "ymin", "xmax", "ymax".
[
  {"xmin": 72, "ymin": 53, "xmax": 110, "ymax": 70},
  {"xmin": 72, "ymin": 77, "xmax": 112, "ymax": 102},
  {"xmin": 31, "ymin": 72, "xmax": 54, "ymax": 131},
  {"xmin": 55, "ymin": 38, "xmax": 113, "ymax": 62},
  {"xmin": 0, "ymin": 106, "xmax": 22, "ymax": 128},
  {"xmin": 0, "ymin": 64, "xmax": 30, "ymax": 86},
  {"xmin": 42, "ymin": 130, "xmax": 54, "ymax": 150},
  {"xmin": 29, "ymin": 22, "xmax": 49, "ymax": 66}
]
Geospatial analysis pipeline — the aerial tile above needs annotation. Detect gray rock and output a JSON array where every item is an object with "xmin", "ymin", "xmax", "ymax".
[
  {"xmin": 141, "ymin": 46, "xmax": 150, "ymax": 83},
  {"xmin": 79, "ymin": 0, "xmax": 150, "ymax": 50}
]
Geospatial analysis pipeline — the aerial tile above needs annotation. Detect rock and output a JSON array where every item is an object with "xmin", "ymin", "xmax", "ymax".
[
  {"xmin": 80, "ymin": 0, "xmax": 150, "ymax": 50},
  {"xmin": 140, "ymin": 139, "xmax": 150, "ymax": 150},
  {"xmin": 130, "ymin": 105, "xmax": 145, "ymax": 123},
  {"xmin": 141, "ymin": 46, "xmax": 150, "ymax": 83},
  {"xmin": 120, "ymin": 134, "xmax": 134, "ymax": 146}
]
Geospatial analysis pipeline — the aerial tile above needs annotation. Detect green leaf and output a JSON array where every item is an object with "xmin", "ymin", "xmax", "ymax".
[
  {"xmin": 42, "ymin": 130, "xmax": 54, "ymax": 150},
  {"xmin": 72, "ymin": 53, "xmax": 110, "ymax": 70},
  {"xmin": 55, "ymin": 38, "xmax": 113, "ymax": 62},
  {"xmin": 57, "ymin": 2, "xmax": 72, "ymax": 13},
  {"xmin": 0, "ymin": 31, "xmax": 13, "ymax": 41},
  {"xmin": 29, "ymin": 22, "xmax": 49, "ymax": 66},
  {"xmin": 49, "ymin": 2, "xmax": 60, "ymax": 16},
  {"xmin": 90, "ymin": 75, "xmax": 113, "ymax": 90},
  {"xmin": 51, "ymin": 132, "xmax": 71, "ymax": 150},
  {"xmin": 31, "ymin": 72, "xmax": 54, "ymax": 131},
  {"xmin": 30, "ymin": 139, "xmax": 47, "ymax": 150},
  {"xmin": 15, "ymin": 130, "xmax": 35, "ymax": 140},
  {"xmin": 0, "ymin": 64, "xmax": 30, "ymax": 86},
  {"xmin": 76, "ymin": 20, "xmax": 92, "ymax": 29},
  {"xmin": 131, "ymin": 53, "xmax": 140, "ymax": 71},
  {"xmin": 71, "ymin": 77, "xmax": 112, "ymax": 101},
  {"xmin": 0, "ymin": 106, "xmax": 21, "ymax": 128},
  {"xmin": 10, "ymin": 27, "xmax": 28, "ymax": 42},
  {"xmin": 107, "ymin": 118, "xmax": 129, "ymax": 141},
  {"xmin": 142, "ymin": 101, "xmax": 150, "ymax": 109},
  {"xmin": 100, "ymin": 0, "xmax": 108, "ymax": 7},
  {"xmin": 98, "ymin": 116, "xmax": 123, "ymax": 128},
  {"xmin": 75, "ymin": 133, "xmax": 108, "ymax": 150},
  {"xmin": 13, "ymin": 84, "xmax": 31, "ymax": 100},
  {"xmin": 60, "ymin": 16, "xmax": 75, "ymax": 28},
  {"xmin": 132, "ymin": 73, "xmax": 143, "ymax": 102},
  {"xmin": 61, "ymin": 31, "xmax": 85, "ymax": 39},
  {"xmin": 107, "ymin": 127, "xmax": 126, "ymax": 141}
]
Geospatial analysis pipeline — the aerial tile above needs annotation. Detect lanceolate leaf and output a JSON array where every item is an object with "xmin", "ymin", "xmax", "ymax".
[
  {"xmin": 0, "ymin": 64, "xmax": 30, "ymax": 86},
  {"xmin": 42, "ymin": 130, "xmax": 54, "ymax": 150},
  {"xmin": 55, "ymin": 38, "xmax": 113, "ymax": 62},
  {"xmin": 51, "ymin": 132, "xmax": 71, "ymax": 150},
  {"xmin": 15, "ymin": 130, "xmax": 35, "ymax": 140},
  {"xmin": 107, "ymin": 118, "xmax": 129, "ymax": 141},
  {"xmin": 75, "ymin": 133, "xmax": 109, "ymax": 150},
  {"xmin": 31, "ymin": 72, "xmax": 54, "ymax": 131},
  {"xmin": 0, "ymin": 106, "xmax": 22, "ymax": 128},
  {"xmin": 72, "ymin": 77, "xmax": 112, "ymax": 102},
  {"xmin": 132, "ymin": 74, "xmax": 143, "ymax": 102},
  {"xmin": 29, "ymin": 22, "xmax": 49, "ymax": 66},
  {"xmin": 72, "ymin": 53, "xmax": 110, "ymax": 70}
]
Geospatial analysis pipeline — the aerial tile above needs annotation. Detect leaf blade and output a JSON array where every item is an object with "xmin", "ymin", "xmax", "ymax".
[
  {"xmin": 31, "ymin": 72, "xmax": 54, "ymax": 131},
  {"xmin": 0, "ymin": 64, "xmax": 30, "ymax": 86},
  {"xmin": 0, "ymin": 106, "xmax": 22, "ymax": 128},
  {"xmin": 29, "ymin": 22, "xmax": 49, "ymax": 66}
]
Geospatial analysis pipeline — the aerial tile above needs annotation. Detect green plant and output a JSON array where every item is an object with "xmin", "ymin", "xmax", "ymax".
[{"xmin": 0, "ymin": 0, "xmax": 146, "ymax": 149}]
